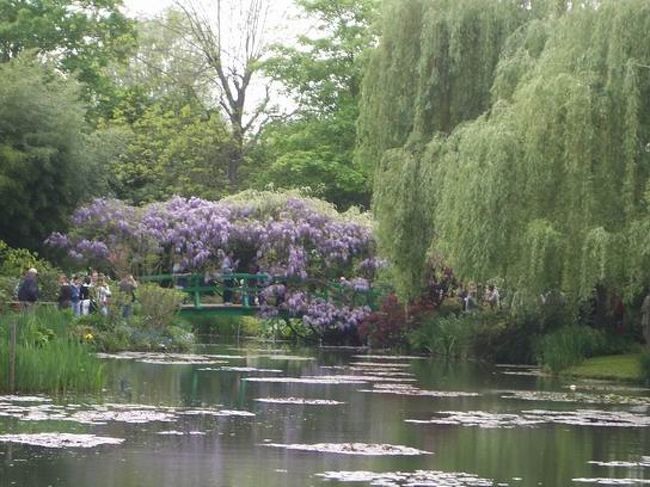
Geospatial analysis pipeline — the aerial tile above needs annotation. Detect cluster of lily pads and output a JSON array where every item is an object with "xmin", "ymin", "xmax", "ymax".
[{"xmin": 3, "ymin": 350, "xmax": 649, "ymax": 487}]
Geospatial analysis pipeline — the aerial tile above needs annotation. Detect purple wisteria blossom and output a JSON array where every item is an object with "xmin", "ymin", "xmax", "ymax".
[{"xmin": 48, "ymin": 192, "xmax": 378, "ymax": 334}]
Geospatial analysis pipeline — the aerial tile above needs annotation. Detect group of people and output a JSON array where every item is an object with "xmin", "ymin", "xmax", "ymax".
[
  {"xmin": 58, "ymin": 271, "xmax": 138, "ymax": 317},
  {"xmin": 16, "ymin": 268, "xmax": 138, "ymax": 318},
  {"xmin": 460, "ymin": 283, "xmax": 500, "ymax": 312}
]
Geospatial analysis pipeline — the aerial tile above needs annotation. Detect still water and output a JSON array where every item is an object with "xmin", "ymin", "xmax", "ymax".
[{"xmin": 0, "ymin": 342, "xmax": 648, "ymax": 487}]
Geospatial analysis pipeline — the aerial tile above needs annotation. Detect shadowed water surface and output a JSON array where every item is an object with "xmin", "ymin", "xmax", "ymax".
[{"xmin": 0, "ymin": 342, "xmax": 648, "ymax": 486}]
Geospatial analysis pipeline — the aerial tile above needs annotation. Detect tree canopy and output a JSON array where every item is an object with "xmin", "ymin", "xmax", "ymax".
[
  {"xmin": 0, "ymin": 0, "xmax": 135, "ymax": 113},
  {"xmin": 362, "ymin": 0, "xmax": 650, "ymax": 305},
  {"xmin": 260, "ymin": 0, "xmax": 379, "ymax": 209},
  {"xmin": 0, "ymin": 58, "xmax": 108, "ymax": 249}
]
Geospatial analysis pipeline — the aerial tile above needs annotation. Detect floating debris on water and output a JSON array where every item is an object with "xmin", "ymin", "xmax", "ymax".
[
  {"xmin": 0, "ymin": 398, "xmax": 254, "ymax": 424},
  {"xmin": 198, "ymin": 366, "xmax": 284, "ymax": 373},
  {"xmin": 157, "ymin": 431, "xmax": 207, "ymax": 436},
  {"xmin": 96, "ymin": 351, "xmax": 230, "ymax": 365},
  {"xmin": 315, "ymin": 470, "xmax": 502, "ymax": 486},
  {"xmin": 588, "ymin": 459, "xmax": 650, "ymax": 468},
  {"xmin": 501, "ymin": 390, "xmax": 650, "ymax": 407},
  {"xmin": 499, "ymin": 370, "xmax": 547, "ymax": 377},
  {"xmin": 176, "ymin": 409, "xmax": 255, "ymax": 417},
  {"xmin": 0, "ymin": 433, "xmax": 124, "ymax": 449},
  {"xmin": 573, "ymin": 477, "xmax": 650, "ymax": 485},
  {"xmin": 360, "ymin": 383, "xmax": 479, "ymax": 398},
  {"xmin": 254, "ymin": 397, "xmax": 345, "ymax": 405},
  {"xmin": 242, "ymin": 377, "xmax": 367, "ymax": 385},
  {"xmin": 304, "ymin": 374, "xmax": 416, "ymax": 383},
  {"xmin": 68, "ymin": 408, "xmax": 176, "ymax": 425},
  {"xmin": 263, "ymin": 442, "xmax": 431, "ymax": 456},
  {"xmin": 406, "ymin": 411, "xmax": 546, "ymax": 428},
  {"xmin": 352, "ymin": 355, "xmax": 426, "ymax": 360},
  {"xmin": 262, "ymin": 355, "xmax": 316, "ymax": 361},
  {"xmin": 0, "ymin": 395, "xmax": 52, "ymax": 403},
  {"xmin": 565, "ymin": 382, "xmax": 650, "ymax": 394},
  {"xmin": 348, "ymin": 368, "xmax": 416, "ymax": 377},
  {"xmin": 407, "ymin": 410, "xmax": 650, "ymax": 428},
  {"xmin": 349, "ymin": 362, "xmax": 412, "ymax": 369}
]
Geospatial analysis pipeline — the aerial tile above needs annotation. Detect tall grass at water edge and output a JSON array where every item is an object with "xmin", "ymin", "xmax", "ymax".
[
  {"xmin": 0, "ymin": 307, "xmax": 104, "ymax": 394},
  {"xmin": 536, "ymin": 325, "xmax": 607, "ymax": 373}
]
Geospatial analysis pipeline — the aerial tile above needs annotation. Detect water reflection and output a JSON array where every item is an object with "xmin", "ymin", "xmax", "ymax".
[{"xmin": 0, "ymin": 342, "xmax": 648, "ymax": 487}]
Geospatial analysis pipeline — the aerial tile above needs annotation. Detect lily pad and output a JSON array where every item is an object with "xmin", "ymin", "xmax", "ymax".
[
  {"xmin": 407, "ymin": 409, "xmax": 650, "ymax": 428},
  {"xmin": 360, "ymin": 383, "xmax": 480, "ymax": 398},
  {"xmin": 501, "ymin": 390, "xmax": 650, "ymax": 407},
  {"xmin": 573, "ymin": 478, "xmax": 650, "ymax": 485},
  {"xmin": 242, "ymin": 377, "xmax": 367, "ymax": 385},
  {"xmin": 0, "ymin": 433, "xmax": 124, "ymax": 449},
  {"xmin": 254, "ymin": 397, "xmax": 345, "ymax": 405},
  {"xmin": 263, "ymin": 442, "xmax": 431, "ymax": 456},
  {"xmin": 316, "ymin": 470, "xmax": 502, "ymax": 486}
]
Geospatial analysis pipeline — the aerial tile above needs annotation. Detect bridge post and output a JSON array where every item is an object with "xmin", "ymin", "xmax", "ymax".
[
  {"xmin": 192, "ymin": 274, "xmax": 201, "ymax": 309},
  {"xmin": 242, "ymin": 276, "xmax": 249, "ymax": 308}
]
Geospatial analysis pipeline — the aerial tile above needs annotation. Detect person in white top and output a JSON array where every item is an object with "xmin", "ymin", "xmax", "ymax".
[{"xmin": 96, "ymin": 275, "xmax": 112, "ymax": 316}]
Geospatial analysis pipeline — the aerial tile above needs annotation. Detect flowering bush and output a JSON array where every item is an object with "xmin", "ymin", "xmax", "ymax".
[{"xmin": 48, "ymin": 191, "xmax": 382, "ymax": 339}]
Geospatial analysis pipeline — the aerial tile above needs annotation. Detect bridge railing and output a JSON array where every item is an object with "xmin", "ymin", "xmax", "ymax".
[{"xmin": 139, "ymin": 273, "xmax": 384, "ymax": 311}]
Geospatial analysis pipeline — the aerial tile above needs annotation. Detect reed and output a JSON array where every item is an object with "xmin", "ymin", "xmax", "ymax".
[{"xmin": 0, "ymin": 307, "xmax": 104, "ymax": 394}]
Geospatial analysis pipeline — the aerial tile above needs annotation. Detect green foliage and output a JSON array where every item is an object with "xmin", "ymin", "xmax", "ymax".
[
  {"xmin": 0, "ymin": 58, "xmax": 111, "ymax": 250},
  {"xmin": 105, "ymin": 9, "xmax": 207, "ymax": 118},
  {"xmin": 0, "ymin": 241, "xmax": 61, "ymax": 303},
  {"xmin": 363, "ymin": 0, "xmax": 650, "ymax": 306},
  {"xmin": 409, "ymin": 313, "xmax": 475, "ymax": 359},
  {"xmin": 0, "ymin": 0, "xmax": 136, "ymax": 115},
  {"xmin": 639, "ymin": 352, "xmax": 650, "ymax": 383},
  {"xmin": 192, "ymin": 315, "xmax": 263, "ymax": 338},
  {"xmin": 135, "ymin": 283, "xmax": 185, "ymax": 330},
  {"xmin": 259, "ymin": 113, "xmax": 369, "ymax": 209},
  {"xmin": 0, "ymin": 308, "xmax": 104, "ymax": 394},
  {"xmin": 107, "ymin": 103, "xmax": 233, "ymax": 204},
  {"xmin": 372, "ymin": 145, "xmax": 436, "ymax": 299},
  {"xmin": 537, "ymin": 325, "xmax": 607, "ymax": 373},
  {"xmin": 260, "ymin": 0, "xmax": 378, "ymax": 209},
  {"xmin": 363, "ymin": 0, "xmax": 530, "ymax": 299},
  {"xmin": 567, "ymin": 353, "xmax": 643, "ymax": 381}
]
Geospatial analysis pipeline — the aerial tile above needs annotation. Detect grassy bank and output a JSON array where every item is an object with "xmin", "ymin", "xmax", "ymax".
[
  {"xmin": 564, "ymin": 354, "xmax": 643, "ymax": 381},
  {"xmin": 0, "ymin": 307, "xmax": 104, "ymax": 394}
]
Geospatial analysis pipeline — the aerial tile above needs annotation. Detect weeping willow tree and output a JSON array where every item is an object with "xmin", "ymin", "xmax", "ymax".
[
  {"xmin": 363, "ymin": 0, "xmax": 650, "ymax": 305},
  {"xmin": 362, "ymin": 0, "xmax": 532, "ymax": 298}
]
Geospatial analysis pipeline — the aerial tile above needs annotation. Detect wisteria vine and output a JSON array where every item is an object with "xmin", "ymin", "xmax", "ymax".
[{"xmin": 47, "ymin": 191, "xmax": 385, "ymax": 334}]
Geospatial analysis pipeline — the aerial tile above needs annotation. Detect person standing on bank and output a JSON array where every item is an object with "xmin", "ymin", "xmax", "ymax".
[{"xmin": 17, "ymin": 268, "xmax": 39, "ymax": 306}]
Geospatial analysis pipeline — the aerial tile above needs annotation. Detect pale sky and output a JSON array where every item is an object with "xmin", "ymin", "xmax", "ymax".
[{"xmin": 121, "ymin": 0, "xmax": 309, "ymax": 117}]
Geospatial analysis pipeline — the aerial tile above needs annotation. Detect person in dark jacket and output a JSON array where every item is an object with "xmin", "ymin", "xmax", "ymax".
[
  {"xmin": 17, "ymin": 268, "xmax": 39, "ymax": 305},
  {"xmin": 58, "ymin": 274, "xmax": 73, "ymax": 310}
]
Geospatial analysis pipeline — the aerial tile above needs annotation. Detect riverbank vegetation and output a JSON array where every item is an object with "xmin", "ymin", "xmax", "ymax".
[
  {"xmin": 2, "ymin": 0, "xmax": 650, "ymax": 385},
  {"xmin": 0, "ymin": 308, "xmax": 104, "ymax": 394},
  {"xmin": 356, "ymin": 0, "xmax": 650, "ymax": 376}
]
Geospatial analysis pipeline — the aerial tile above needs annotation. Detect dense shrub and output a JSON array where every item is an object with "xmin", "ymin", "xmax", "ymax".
[
  {"xmin": 408, "ymin": 313, "xmax": 475, "ymax": 359},
  {"xmin": 136, "ymin": 283, "xmax": 185, "ymax": 329},
  {"xmin": 0, "ymin": 240, "xmax": 62, "ymax": 304},
  {"xmin": 536, "ymin": 325, "xmax": 607, "ymax": 373},
  {"xmin": 358, "ymin": 294, "xmax": 411, "ymax": 349}
]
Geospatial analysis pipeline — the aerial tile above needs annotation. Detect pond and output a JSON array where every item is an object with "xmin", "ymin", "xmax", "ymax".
[{"xmin": 1, "ymin": 342, "xmax": 649, "ymax": 487}]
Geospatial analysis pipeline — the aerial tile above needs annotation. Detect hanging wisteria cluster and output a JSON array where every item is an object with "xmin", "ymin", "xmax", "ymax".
[{"xmin": 47, "ymin": 191, "xmax": 384, "ymax": 334}]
